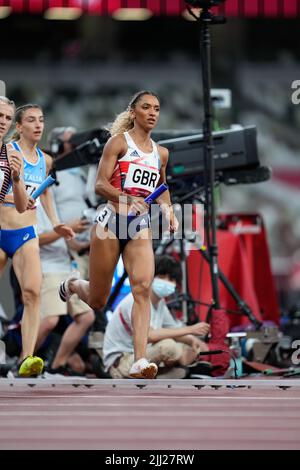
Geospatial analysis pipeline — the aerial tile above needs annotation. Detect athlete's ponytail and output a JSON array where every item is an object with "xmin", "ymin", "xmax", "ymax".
[
  {"xmin": 108, "ymin": 90, "xmax": 160, "ymax": 136},
  {"xmin": 108, "ymin": 110, "xmax": 134, "ymax": 136}
]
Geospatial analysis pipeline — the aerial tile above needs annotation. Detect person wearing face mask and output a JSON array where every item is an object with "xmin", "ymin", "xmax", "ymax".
[{"xmin": 103, "ymin": 255, "xmax": 210, "ymax": 379}]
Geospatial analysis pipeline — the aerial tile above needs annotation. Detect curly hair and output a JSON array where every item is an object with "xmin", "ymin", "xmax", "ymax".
[{"xmin": 108, "ymin": 90, "xmax": 160, "ymax": 136}]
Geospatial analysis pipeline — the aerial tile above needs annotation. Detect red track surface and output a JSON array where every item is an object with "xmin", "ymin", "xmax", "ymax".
[{"xmin": 1, "ymin": 381, "xmax": 300, "ymax": 450}]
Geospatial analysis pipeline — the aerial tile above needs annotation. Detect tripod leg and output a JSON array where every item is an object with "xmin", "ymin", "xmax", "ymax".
[{"xmin": 200, "ymin": 247, "xmax": 262, "ymax": 329}]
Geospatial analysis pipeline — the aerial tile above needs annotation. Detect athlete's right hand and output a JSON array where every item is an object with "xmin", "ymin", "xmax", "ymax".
[
  {"xmin": 8, "ymin": 153, "xmax": 22, "ymax": 179},
  {"xmin": 54, "ymin": 223, "xmax": 75, "ymax": 240},
  {"xmin": 128, "ymin": 196, "xmax": 149, "ymax": 216}
]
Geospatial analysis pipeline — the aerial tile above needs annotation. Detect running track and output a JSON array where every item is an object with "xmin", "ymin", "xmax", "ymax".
[{"xmin": 0, "ymin": 378, "xmax": 300, "ymax": 450}]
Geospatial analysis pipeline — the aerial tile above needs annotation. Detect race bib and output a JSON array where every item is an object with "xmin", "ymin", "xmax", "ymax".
[
  {"xmin": 124, "ymin": 163, "xmax": 159, "ymax": 193},
  {"xmin": 25, "ymin": 182, "xmax": 41, "ymax": 206},
  {"xmin": 96, "ymin": 206, "xmax": 112, "ymax": 227},
  {"xmin": 25, "ymin": 182, "xmax": 39, "ymax": 197}
]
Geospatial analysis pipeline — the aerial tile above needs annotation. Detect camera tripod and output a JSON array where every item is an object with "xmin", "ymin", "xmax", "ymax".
[{"xmin": 154, "ymin": 185, "xmax": 262, "ymax": 329}]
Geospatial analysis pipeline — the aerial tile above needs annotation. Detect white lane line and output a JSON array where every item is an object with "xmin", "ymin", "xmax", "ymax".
[
  {"xmin": 1, "ymin": 409, "xmax": 300, "ymax": 416},
  {"xmin": 1, "ymin": 395, "xmax": 300, "ymax": 400}
]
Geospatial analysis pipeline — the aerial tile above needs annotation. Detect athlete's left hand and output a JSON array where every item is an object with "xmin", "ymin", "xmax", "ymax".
[
  {"xmin": 26, "ymin": 197, "xmax": 36, "ymax": 210},
  {"xmin": 8, "ymin": 154, "xmax": 22, "ymax": 180},
  {"xmin": 54, "ymin": 224, "xmax": 75, "ymax": 240},
  {"xmin": 167, "ymin": 207, "xmax": 179, "ymax": 233}
]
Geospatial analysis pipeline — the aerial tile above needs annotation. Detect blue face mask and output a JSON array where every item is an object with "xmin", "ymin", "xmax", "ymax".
[{"xmin": 152, "ymin": 278, "xmax": 176, "ymax": 299}]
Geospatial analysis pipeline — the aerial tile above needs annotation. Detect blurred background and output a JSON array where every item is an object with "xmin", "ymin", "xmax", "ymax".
[{"xmin": 0, "ymin": 0, "xmax": 299, "ymax": 328}]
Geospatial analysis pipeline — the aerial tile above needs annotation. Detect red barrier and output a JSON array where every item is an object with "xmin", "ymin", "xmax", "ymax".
[{"xmin": 187, "ymin": 213, "xmax": 280, "ymax": 330}]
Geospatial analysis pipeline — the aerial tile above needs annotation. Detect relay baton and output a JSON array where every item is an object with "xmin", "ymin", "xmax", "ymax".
[
  {"xmin": 128, "ymin": 183, "xmax": 168, "ymax": 216},
  {"xmin": 31, "ymin": 175, "xmax": 56, "ymax": 200},
  {"xmin": 144, "ymin": 183, "xmax": 168, "ymax": 204}
]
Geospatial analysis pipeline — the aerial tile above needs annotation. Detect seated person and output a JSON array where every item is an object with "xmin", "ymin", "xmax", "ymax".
[{"xmin": 103, "ymin": 255, "xmax": 210, "ymax": 379}]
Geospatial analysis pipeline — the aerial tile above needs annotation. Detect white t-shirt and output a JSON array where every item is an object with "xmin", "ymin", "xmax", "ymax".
[
  {"xmin": 53, "ymin": 168, "xmax": 90, "ymax": 243},
  {"xmin": 36, "ymin": 194, "xmax": 71, "ymax": 273},
  {"xmin": 103, "ymin": 292, "xmax": 179, "ymax": 371}
]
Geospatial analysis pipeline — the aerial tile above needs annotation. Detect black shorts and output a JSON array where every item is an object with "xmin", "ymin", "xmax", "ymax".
[{"xmin": 96, "ymin": 205, "xmax": 151, "ymax": 252}]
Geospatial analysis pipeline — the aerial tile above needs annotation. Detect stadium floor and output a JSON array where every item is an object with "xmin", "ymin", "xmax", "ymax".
[{"xmin": 0, "ymin": 378, "xmax": 300, "ymax": 450}]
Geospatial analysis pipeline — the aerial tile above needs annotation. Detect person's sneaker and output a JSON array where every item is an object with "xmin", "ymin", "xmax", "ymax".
[
  {"xmin": 59, "ymin": 271, "xmax": 80, "ymax": 302},
  {"xmin": 129, "ymin": 358, "xmax": 158, "ymax": 379},
  {"xmin": 18, "ymin": 356, "xmax": 44, "ymax": 377},
  {"xmin": 45, "ymin": 364, "xmax": 85, "ymax": 378}
]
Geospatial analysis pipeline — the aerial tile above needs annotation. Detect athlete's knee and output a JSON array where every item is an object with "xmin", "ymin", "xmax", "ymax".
[
  {"xmin": 22, "ymin": 287, "xmax": 40, "ymax": 306},
  {"xmin": 42, "ymin": 315, "xmax": 59, "ymax": 332},
  {"xmin": 75, "ymin": 310, "xmax": 95, "ymax": 327},
  {"xmin": 131, "ymin": 279, "xmax": 152, "ymax": 300},
  {"xmin": 88, "ymin": 295, "xmax": 107, "ymax": 311}
]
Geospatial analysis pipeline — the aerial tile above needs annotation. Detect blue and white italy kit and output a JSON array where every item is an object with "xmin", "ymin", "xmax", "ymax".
[{"xmin": 0, "ymin": 141, "xmax": 46, "ymax": 258}]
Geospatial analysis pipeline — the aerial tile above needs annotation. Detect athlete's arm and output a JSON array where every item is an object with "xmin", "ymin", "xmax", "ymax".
[
  {"xmin": 38, "ymin": 229, "xmax": 63, "ymax": 246},
  {"xmin": 7, "ymin": 147, "xmax": 28, "ymax": 213},
  {"xmin": 40, "ymin": 189, "xmax": 74, "ymax": 240},
  {"xmin": 40, "ymin": 152, "xmax": 74, "ymax": 240},
  {"xmin": 39, "ymin": 218, "xmax": 90, "ymax": 247},
  {"xmin": 156, "ymin": 146, "xmax": 178, "ymax": 233},
  {"xmin": 156, "ymin": 146, "xmax": 172, "ymax": 206},
  {"xmin": 95, "ymin": 135, "xmax": 130, "ymax": 203}
]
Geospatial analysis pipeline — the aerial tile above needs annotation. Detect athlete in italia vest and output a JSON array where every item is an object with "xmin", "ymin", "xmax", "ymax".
[{"xmin": 5, "ymin": 141, "xmax": 46, "ymax": 207}]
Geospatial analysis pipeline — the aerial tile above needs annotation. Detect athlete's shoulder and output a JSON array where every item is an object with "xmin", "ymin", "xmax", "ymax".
[
  {"xmin": 104, "ymin": 133, "xmax": 127, "ymax": 153},
  {"xmin": 41, "ymin": 151, "xmax": 53, "ymax": 172},
  {"xmin": 41, "ymin": 150, "xmax": 52, "ymax": 160},
  {"xmin": 6, "ymin": 141, "xmax": 20, "ymax": 154},
  {"xmin": 156, "ymin": 144, "xmax": 169, "ymax": 162},
  {"xmin": 108, "ymin": 133, "xmax": 126, "ymax": 144}
]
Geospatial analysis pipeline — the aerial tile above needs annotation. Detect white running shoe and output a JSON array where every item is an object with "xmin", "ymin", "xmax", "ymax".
[
  {"xmin": 59, "ymin": 270, "xmax": 80, "ymax": 302},
  {"xmin": 129, "ymin": 358, "xmax": 158, "ymax": 379}
]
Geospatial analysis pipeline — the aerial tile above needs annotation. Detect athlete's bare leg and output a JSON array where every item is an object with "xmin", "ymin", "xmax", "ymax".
[
  {"xmin": 0, "ymin": 248, "xmax": 8, "ymax": 278},
  {"xmin": 122, "ymin": 231, "xmax": 154, "ymax": 362},
  {"xmin": 12, "ymin": 238, "xmax": 42, "ymax": 359},
  {"xmin": 69, "ymin": 224, "xmax": 120, "ymax": 310}
]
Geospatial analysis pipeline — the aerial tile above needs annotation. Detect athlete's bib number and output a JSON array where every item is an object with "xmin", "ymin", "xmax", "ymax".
[
  {"xmin": 25, "ymin": 182, "xmax": 41, "ymax": 206},
  {"xmin": 124, "ymin": 164, "xmax": 159, "ymax": 192},
  {"xmin": 25, "ymin": 182, "xmax": 39, "ymax": 197},
  {"xmin": 96, "ymin": 206, "xmax": 112, "ymax": 227}
]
